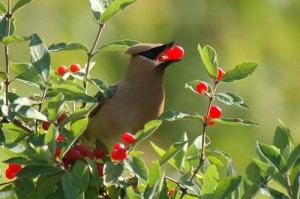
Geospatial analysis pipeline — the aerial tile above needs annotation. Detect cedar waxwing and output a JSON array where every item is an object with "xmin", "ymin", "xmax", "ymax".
[{"xmin": 83, "ymin": 42, "xmax": 181, "ymax": 145}]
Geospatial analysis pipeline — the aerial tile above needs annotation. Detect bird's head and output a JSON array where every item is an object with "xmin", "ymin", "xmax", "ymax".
[{"xmin": 123, "ymin": 42, "xmax": 183, "ymax": 73}]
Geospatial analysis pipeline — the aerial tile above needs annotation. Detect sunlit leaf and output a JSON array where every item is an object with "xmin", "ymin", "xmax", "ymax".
[
  {"xmin": 2, "ymin": 35, "xmax": 30, "ymax": 45},
  {"xmin": 135, "ymin": 120, "xmax": 162, "ymax": 143},
  {"xmin": 30, "ymin": 33, "xmax": 50, "ymax": 82},
  {"xmin": 185, "ymin": 80, "xmax": 212, "ymax": 94},
  {"xmin": 273, "ymin": 119, "xmax": 295, "ymax": 155},
  {"xmin": 158, "ymin": 141, "xmax": 188, "ymax": 167},
  {"xmin": 0, "ymin": 1, "xmax": 7, "ymax": 13},
  {"xmin": 198, "ymin": 44, "xmax": 218, "ymax": 78},
  {"xmin": 215, "ymin": 92, "xmax": 250, "ymax": 109},
  {"xmin": 12, "ymin": 0, "xmax": 33, "ymax": 13},
  {"xmin": 212, "ymin": 118, "xmax": 258, "ymax": 126},
  {"xmin": 98, "ymin": 39, "xmax": 139, "ymax": 52},
  {"xmin": 286, "ymin": 144, "xmax": 300, "ymax": 170},
  {"xmin": 89, "ymin": 78, "xmax": 109, "ymax": 98},
  {"xmin": 16, "ymin": 166, "xmax": 61, "ymax": 178},
  {"xmin": 48, "ymin": 42, "xmax": 88, "ymax": 52},
  {"xmin": 89, "ymin": 0, "xmax": 108, "ymax": 21},
  {"xmin": 47, "ymin": 93, "xmax": 64, "ymax": 122},
  {"xmin": 213, "ymin": 176, "xmax": 242, "ymax": 199},
  {"xmin": 103, "ymin": 161, "xmax": 123, "ymax": 185},
  {"xmin": 0, "ymin": 16, "xmax": 15, "ymax": 41},
  {"xmin": 144, "ymin": 161, "xmax": 165, "ymax": 199},
  {"xmin": 259, "ymin": 184, "xmax": 289, "ymax": 199},
  {"xmin": 202, "ymin": 165, "xmax": 219, "ymax": 195},
  {"xmin": 160, "ymin": 110, "xmax": 202, "ymax": 122},
  {"xmin": 221, "ymin": 62, "xmax": 258, "ymax": 82},
  {"xmin": 124, "ymin": 156, "xmax": 148, "ymax": 182},
  {"xmin": 100, "ymin": 0, "xmax": 136, "ymax": 23}
]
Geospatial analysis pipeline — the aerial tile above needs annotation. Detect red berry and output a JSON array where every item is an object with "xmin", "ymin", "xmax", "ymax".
[
  {"xmin": 57, "ymin": 113, "xmax": 68, "ymax": 124},
  {"xmin": 75, "ymin": 144, "xmax": 94, "ymax": 160},
  {"xmin": 70, "ymin": 64, "xmax": 81, "ymax": 73},
  {"xmin": 62, "ymin": 157, "xmax": 73, "ymax": 169},
  {"xmin": 166, "ymin": 46, "xmax": 184, "ymax": 60},
  {"xmin": 196, "ymin": 82, "xmax": 208, "ymax": 95},
  {"xmin": 93, "ymin": 147, "xmax": 106, "ymax": 159},
  {"xmin": 42, "ymin": 121, "xmax": 51, "ymax": 131},
  {"xmin": 8, "ymin": 164, "xmax": 22, "ymax": 173},
  {"xmin": 5, "ymin": 168, "xmax": 15, "ymax": 179},
  {"xmin": 122, "ymin": 132, "xmax": 136, "ymax": 144},
  {"xmin": 57, "ymin": 65, "xmax": 68, "ymax": 76},
  {"xmin": 54, "ymin": 147, "xmax": 61, "ymax": 159},
  {"xmin": 209, "ymin": 105, "xmax": 222, "ymax": 119},
  {"xmin": 97, "ymin": 163, "xmax": 104, "ymax": 177},
  {"xmin": 66, "ymin": 149, "xmax": 82, "ymax": 160},
  {"xmin": 216, "ymin": 68, "xmax": 225, "ymax": 81},
  {"xmin": 111, "ymin": 148, "xmax": 127, "ymax": 161},
  {"xmin": 203, "ymin": 115, "xmax": 215, "ymax": 126},
  {"xmin": 168, "ymin": 189, "xmax": 175, "ymax": 197},
  {"xmin": 56, "ymin": 134, "xmax": 65, "ymax": 142},
  {"xmin": 113, "ymin": 143, "xmax": 125, "ymax": 150}
]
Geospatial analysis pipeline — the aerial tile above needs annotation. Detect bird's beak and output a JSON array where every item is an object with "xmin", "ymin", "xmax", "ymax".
[{"xmin": 138, "ymin": 41, "xmax": 177, "ymax": 61}]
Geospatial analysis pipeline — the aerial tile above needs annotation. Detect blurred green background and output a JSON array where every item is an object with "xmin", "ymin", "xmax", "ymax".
[{"xmin": 1, "ymin": 0, "xmax": 300, "ymax": 196}]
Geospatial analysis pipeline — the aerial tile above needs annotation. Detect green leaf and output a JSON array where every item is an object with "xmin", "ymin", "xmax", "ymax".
[
  {"xmin": 36, "ymin": 174, "xmax": 62, "ymax": 199},
  {"xmin": 124, "ymin": 156, "xmax": 148, "ymax": 182},
  {"xmin": 60, "ymin": 118, "xmax": 88, "ymax": 158},
  {"xmin": 135, "ymin": 120, "xmax": 162, "ymax": 143},
  {"xmin": 2, "ymin": 123, "xmax": 29, "ymax": 143},
  {"xmin": 44, "ymin": 125, "xmax": 58, "ymax": 160},
  {"xmin": 14, "ymin": 177, "xmax": 36, "ymax": 199},
  {"xmin": 3, "ymin": 157, "xmax": 49, "ymax": 166},
  {"xmin": 49, "ymin": 83, "xmax": 96, "ymax": 103},
  {"xmin": 144, "ymin": 161, "xmax": 165, "ymax": 199},
  {"xmin": 89, "ymin": 78, "xmax": 109, "ymax": 98},
  {"xmin": 273, "ymin": 119, "xmax": 295, "ymax": 154},
  {"xmin": 150, "ymin": 142, "xmax": 178, "ymax": 170},
  {"xmin": 212, "ymin": 118, "xmax": 259, "ymax": 126},
  {"xmin": 10, "ymin": 104, "xmax": 47, "ymax": 121},
  {"xmin": 16, "ymin": 165, "xmax": 61, "ymax": 178},
  {"xmin": 198, "ymin": 44, "xmax": 218, "ymax": 78},
  {"xmin": 103, "ymin": 161, "xmax": 124, "ymax": 185},
  {"xmin": 0, "ymin": 190, "xmax": 17, "ymax": 199},
  {"xmin": 59, "ymin": 106, "xmax": 95, "ymax": 127},
  {"xmin": 213, "ymin": 176, "xmax": 242, "ymax": 199},
  {"xmin": 89, "ymin": 0, "xmax": 108, "ymax": 21},
  {"xmin": 202, "ymin": 165, "xmax": 219, "ymax": 196},
  {"xmin": 180, "ymin": 181, "xmax": 201, "ymax": 196},
  {"xmin": 30, "ymin": 33, "xmax": 50, "ymax": 82},
  {"xmin": 242, "ymin": 162, "xmax": 264, "ymax": 199},
  {"xmin": 62, "ymin": 161, "xmax": 89, "ymax": 199},
  {"xmin": 158, "ymin": 141, "xmax": 188, "ymax": 167},
  {"xmin": 259, "ymin": 184, "xmax": 289, "ymax": 199},
  {"xmin": 221, "ymin": 62, "xmax": 258, "ymax": 82},
  {"xmin": 257, "ymin": 142, "xmax": 287, "ymax": 173},
  {"xmin": 98, "ymin": 39, "xmax": 139, "ymax": 52},
  {"xmin": 12, "ymin": 0, "xmax": 33, "ymax": 13},
  {"xmin": 0, "ymin": 16, "xmax": 15, "ymax": 41},
  {"xmin": 287, "ymin": 144, "xmax": 300, "ymax": 170},
  {"xmin": 173, "ymin": 133, "xmax": 188, "ymax": 171},
  {"xmin": 160, "ymin": 110, "xmax": 202, "ymax": 122},
  {"xmin": 215, "ymin": 92, "xmax": 250, "ymax": 109},
  {"xmin": 0, "ymin": 1, "xmax": 7, "ymax": 13},
  {"xmin": 10, "ymin": 62, "xmax": 44, "ymax": 88},
  {"xmin": 253, "ymin": 158, "xmax": 287, "ymax": 189},
  {"xmin": 100, "ymin": 0, "xmax": 136, "ymax": 23},
  {"xmin": 48, "ymin": 42, "xmax": 88, "ymax": 52},
  {"xmin": 2, "ymin": 35, "xmax": 30, "ymax": 45},
  {"xmin": 0, "ymin": 71, "xmax": 8, "ymax": 79},
  {"xmin": 47, "ymin": 93, "xmax": 64, "ymax": 122},
  {"xmin": 290, "ymin": 163, "xmax": 300, "ymax": 199},
  {"xmin": 208, "ymin": 148, "xmax": 235, "ymax": 176},
  {"xmin": 124, "ymin": 186, "xmax": 140, "ymax": 199}
]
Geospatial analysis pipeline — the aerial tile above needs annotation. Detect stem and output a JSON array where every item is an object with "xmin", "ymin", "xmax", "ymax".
[
  {"xmin": 4, "ymin": 0, "xmax": 12, "ymax": 106},
  {"xmin": 0, "ymin": 180, "xmax": 14, "ymax": 187},
  {"xmin": 83, "ymin": 23, "xmax": 105, "ymax": 93},
  {"xmin": 285, "ymin": 174, "xmax": 293, "ymax": 198},
  {"xmin": 35, "ymin": 88, "xmax": 47, "ymax": 132}
]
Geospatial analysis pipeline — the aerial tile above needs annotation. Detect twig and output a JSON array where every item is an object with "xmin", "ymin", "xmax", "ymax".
[
  {"xmin": 4, "ymin": 0, "xmax": 12, "ymax": 106},
  {"xmin": 83, "ymin": 23, "xmax": 105, "ymax": 94},
  {"xmin": 35, "ymin": 88, "xmax": 47, "ymax": 132},
  {"xmin": 0, "ymin": 180, "xmax": 14, "ymax": 187}
]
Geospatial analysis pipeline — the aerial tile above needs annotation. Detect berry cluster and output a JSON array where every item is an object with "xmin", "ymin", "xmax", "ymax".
[
  {"xmin": 196, "ymin": 68, "xmax": 225, "ymax": 126},
  {"xmin": 57, "ymin": 63, "xmax": 81, "ymax": 76},
  {"xmin": 111, "ymin": 132, "xmax": 136, "ymax": 161},
  {"xmin": 5, "ymin": 164, "xmax": 22, "ymax": 179}
]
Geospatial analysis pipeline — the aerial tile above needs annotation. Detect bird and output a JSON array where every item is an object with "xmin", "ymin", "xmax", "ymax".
[{"xmin": 83, "ymin": 42, "xmax": 182, "ymax": 146}]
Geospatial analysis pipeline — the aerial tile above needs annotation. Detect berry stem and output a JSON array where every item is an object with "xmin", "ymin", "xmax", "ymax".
[
  {"xmin": 83, "ymin": 23, "xmax": 105, "ymax": 97},
  {"xmin": 188, "ymin": 80, "xmax": 219, "ymax": 182},
  {"xmin": 4, "ymin": 0, "xmax": 12, "ymax": 107},
  {"xmin": 35, "ymin": 88, "xmax": 48, "ymax": 133}
]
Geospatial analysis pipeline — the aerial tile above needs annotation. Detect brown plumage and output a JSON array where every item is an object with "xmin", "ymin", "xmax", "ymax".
[{"xmin": 83, "ymin": 42, "xmax": 180, "ymax": 145}]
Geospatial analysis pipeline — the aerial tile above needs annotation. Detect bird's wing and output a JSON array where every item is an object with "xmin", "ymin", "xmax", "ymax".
[{"xmin": 88, "ymin": 84, "xmax": 118, "ymax": 118}]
